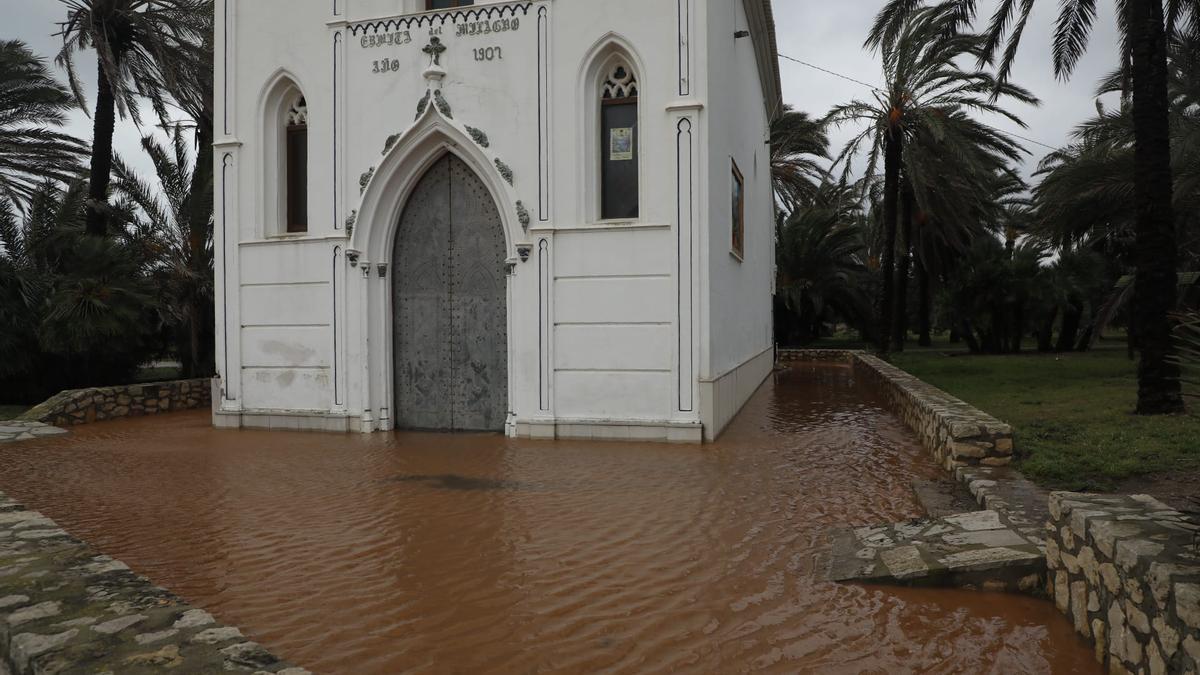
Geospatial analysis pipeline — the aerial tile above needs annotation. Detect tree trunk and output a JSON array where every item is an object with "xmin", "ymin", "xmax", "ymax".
[
  {"xmin": 892, "ymin": 181, "xmax": 914, "ymax": 352},
  {"xmin": 1038, "ymin": 306, "xmax": 1058, "ymax": 352},
  {"xmin": 85, "ymin": 57, "xmax": 118, "ymax": 237},
  {"xmin": 878, "ymin": 130, "xmax": 902, "ymax": 353},
  {"xmin": 918, "ymin": 260, "xmax": 932, "ymax": 347},
  {"xmin": 960, "ymin": 320, "xmax": 981, "ymax": 354},
  {"xmin": 1129, "ymin": 0, "xmax": 1184, "ymax": 414},
  {"xmin": 1012, "ymin": 301, "xmax": 1024, "ymax": 354},
  {"xmin": 1057, "ymin": 299, "xmax": 1083, "ymax": 353}
]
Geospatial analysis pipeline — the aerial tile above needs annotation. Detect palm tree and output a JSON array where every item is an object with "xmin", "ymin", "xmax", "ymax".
[
  {"xmin": 112, "ymin": 125, "xmax": 213, "ymax": 377},
  {"xmin": 55, "ymin": 0, "xmax": 210, "ymax": 237},
  {"xmin": 771, "ymin": 107, "xmax": 831, "ymax": 210},
  {"xmin": 0, "ymin": 41, "xmax": 86, "ymax": 211},
  {"xmin": 828, "ymin": 4, "xmax": 1037, "ymax": 352},
  {"xmin": 0, "ymin": 180, "xmax": 158, "ymax": 400},
  {"xmin": 775, "ymin": 186, "xmax": 874, "ymax": 344},
  {"xmin": 870, "ymin": 0, "xmax": 1193, "ymax": 413}
]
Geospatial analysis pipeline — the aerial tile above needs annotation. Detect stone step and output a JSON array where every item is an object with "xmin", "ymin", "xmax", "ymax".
[{"xmin": 828, "ymin": 510, "xmax": 1046, "ymax": 593}]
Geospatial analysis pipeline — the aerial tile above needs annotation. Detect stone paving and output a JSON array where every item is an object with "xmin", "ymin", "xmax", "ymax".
[
  {"xmin": 0, "ymin": 422, "xmax": 66, "ymax": 445},
  {"xmin": 829, "ymin": 509, "xmax": 1046, "ymax": 593},
  {"xmin": 0, "ymin": 490, "xmax": 307, "ymax": 674}
]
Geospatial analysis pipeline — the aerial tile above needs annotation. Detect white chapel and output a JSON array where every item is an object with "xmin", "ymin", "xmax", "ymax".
[{"xmin": 212, "ymin": 0, "xmax": 783, "ymax": 442}]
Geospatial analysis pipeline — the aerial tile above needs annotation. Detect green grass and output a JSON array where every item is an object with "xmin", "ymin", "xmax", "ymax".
[
  {"xmin": 888, "ymin": 345, "xmax": 1200, "ymax": 492},
  {"xmin": 0, "ymin": 406, "xmax": 28, "ymax": 421}
]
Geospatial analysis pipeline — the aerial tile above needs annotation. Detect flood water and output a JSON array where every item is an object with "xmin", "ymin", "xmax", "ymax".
[{"xmin": 0, "ymin": 364, "xmax": 1097, "ymax": 673}]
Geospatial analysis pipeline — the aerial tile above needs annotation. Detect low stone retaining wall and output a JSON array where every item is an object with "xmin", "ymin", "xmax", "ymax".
[
  {"xmin": 18, "ymin": 379, "xmax": 211, "ymax": 428},
  {"xmin": 777, "ymin": 349, "xmax": 1014, "ymax": 472},
  {"xmin": 1047, "ymin": 492, "xmax": 1200, "ymax": 674},
  {"xmin": 851, "ymin": 354, "xmax": 1013, "ymax": 472},
  {"xmin": 0, "ymin": 490, "xmax": 306, "ymax": 674}
]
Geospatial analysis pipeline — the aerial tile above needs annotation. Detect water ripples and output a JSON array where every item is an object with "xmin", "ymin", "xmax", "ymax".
[{"xmin": 0, "ymin": 363, "xmax": 1097, "ymax": 673}]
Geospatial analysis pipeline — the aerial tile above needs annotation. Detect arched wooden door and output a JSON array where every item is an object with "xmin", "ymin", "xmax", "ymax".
[{"xmin": 392, "ymin": 154, "xmax": 508, "ymax": 431}]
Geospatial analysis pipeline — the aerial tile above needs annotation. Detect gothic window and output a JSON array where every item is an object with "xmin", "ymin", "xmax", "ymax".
[
  {"xmin": 286, "ymin": 97, "xmax": 308, "ymax": 233},
  {"xmin": 600, "ymin": 63, "xmax": 639, "ymax": 220},
  {"xmin": 426, "ymin": 0, "xmax": 473, "ymax": 8},
  {"xmin": 731, "ymin": 160, "xmax": 745, "ymax": 259}
]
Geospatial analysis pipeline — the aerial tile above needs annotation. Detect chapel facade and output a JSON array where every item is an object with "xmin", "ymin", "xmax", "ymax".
[{"xmin": 213, "ymin": 0, "xmax": 783, "ymax": 442}]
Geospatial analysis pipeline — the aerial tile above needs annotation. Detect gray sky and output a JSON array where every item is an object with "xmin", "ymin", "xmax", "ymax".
[{"xmin": 9, "ymin": 1, "xmax": 1124, "ymax": 189}]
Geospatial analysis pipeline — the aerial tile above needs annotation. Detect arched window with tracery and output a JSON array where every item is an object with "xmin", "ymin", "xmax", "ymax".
[
  {"xmin": 285, "ymin": 96, "xmax": 308, "ymax": 233},
  {"xmin": 600, "ymin": 62, "xmax": 638, "ymax": 220}
]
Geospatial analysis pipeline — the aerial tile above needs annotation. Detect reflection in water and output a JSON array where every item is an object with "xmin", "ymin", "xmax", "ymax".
[{"xmin": 0, "ymin": 364, "xmax": 1097, "ymax": 674}]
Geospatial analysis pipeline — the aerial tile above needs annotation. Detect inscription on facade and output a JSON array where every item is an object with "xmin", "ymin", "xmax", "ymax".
[
  {"xmin": 361, "ymin": 31, "xmax": 412, "ymax": 49},
  {"xmin": 456, "ymin": 18, "xmax": 520, "ymax": 37},
  {"xmin": 473, "ymin": 47, "xmax": 503, "ymax": 62}
]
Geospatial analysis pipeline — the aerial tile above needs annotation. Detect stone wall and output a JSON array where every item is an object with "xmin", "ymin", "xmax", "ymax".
[
  {"xmin": 777, "ymin": 350, "xmax": 1014, "ymax": 471},
  {"xmin": 1047, "ymin": 492, "xmax": 1200, "ymax": 674},
  {"xmin": 850, "ymin": 354, "xmax": 1014, "ymax": 472},
  {"xmin": 18, "ymin": 379, "xmax": 211, "ymax": 428},
  {"xmin": 0, "ymin": 490, "xmax": 307, "ymax": 674},
  {"xmin": 776, "ymin": 348, "xmax": 857, "ymax": 364}
]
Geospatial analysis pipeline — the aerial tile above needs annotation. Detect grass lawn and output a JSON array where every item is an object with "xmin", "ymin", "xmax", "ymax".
[
  {"xmin": 887, "ymin": 344, "xmax": 1200, "ymax": 492},
  {"xmin": 0, "ymin": 406, "xmax": 28, "ymax": 421}
]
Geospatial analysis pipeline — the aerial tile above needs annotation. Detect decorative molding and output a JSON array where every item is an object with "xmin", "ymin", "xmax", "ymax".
[
  {"xmin": 383, "ymin": 133, "xmax": 401, "ymax": 155},
  {"xmin": 517, "ymin": 244, "xmax": 532, "ymax": 262},
  {"xmin": 602, "ymin": 64, "xmax": 638, "ymax": 99},
  {"xmin": 515, "ymin": 201, "xmax": 531, "ymax": 230},
  {"xmin": 287, "ymin": 97, "xmax": 308, "ymax": 126},
  {"xmin": 678, "ymin": 0, "xmax": 691, "ymax": 96},
  {"xmin": 332, "ymin": 246, "xmax": 341, "ymax": 406},
  {"xmin": 676, "ymin": 117, "xmax": 695, "ymax": 413},
  {"xmin": 345, "ymin": 209, "xmax": 357, "ymax": 236},
  {"xmin": 359, "ymin": 167, "xmax": 375, "ymax": 194},
  {"xmin": 349, "ymin": 2, "xmax": 533, "ymax": 36},
  {"xmin": 464, "ymin": 125, "xmax": 490, "ymax": 148},
  {"xmin": 433, "ymin": 90, "xmax": 453, "ymax": 118},
  {"xmin": 538, "ymin": 238, "xmax": 550, "ymax": 410},
  {"xmin": 415, "ymin": 90, "xmax": 431, "ymax": 120},
  {"xmin": 495, "ymin": 159, "xmax": 514, "ymax": 185},
  {"xmin": 537, "ymin": 6, "xmax": 550, "ymax": 221}
]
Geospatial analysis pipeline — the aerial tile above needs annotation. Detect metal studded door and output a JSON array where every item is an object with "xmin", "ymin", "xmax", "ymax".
[{"xmin": 393, "ymin": 154, "xmax": 508, "ymax": 432}]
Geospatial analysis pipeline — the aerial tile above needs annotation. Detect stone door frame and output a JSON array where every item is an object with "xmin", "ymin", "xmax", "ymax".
[{"xmin": 349, "ymin": 113, "xmax": 523, "ymax": 433}]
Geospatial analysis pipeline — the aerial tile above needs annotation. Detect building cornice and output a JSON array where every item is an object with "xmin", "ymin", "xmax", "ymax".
[{"xmin": 743, "ymin": 0, "xmax": 784, "ymax": 121}]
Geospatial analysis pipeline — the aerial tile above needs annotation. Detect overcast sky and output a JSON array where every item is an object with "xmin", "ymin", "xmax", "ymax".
[{"xmin": 9, "ymin": 0, "xmax": 1123, "ymax": 188}]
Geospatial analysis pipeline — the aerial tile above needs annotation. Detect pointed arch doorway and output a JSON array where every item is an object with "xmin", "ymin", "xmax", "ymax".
[{"xmin": 392, "ymin": 153, "xmax": 508, "ymax": 432}]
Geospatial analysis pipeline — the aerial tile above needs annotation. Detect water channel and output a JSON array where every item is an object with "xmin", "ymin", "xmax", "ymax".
[{"xmin": 0, "ymin": 363, "xmax": 1098, "ymax": 673}]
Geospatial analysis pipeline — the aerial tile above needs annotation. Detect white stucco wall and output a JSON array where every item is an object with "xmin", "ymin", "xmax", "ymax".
[
  {"xmin": 698, "ymin": 0, "xmax": 776, "ymax": 438},
  {"xmin": 214, "ymin": 0, "xmax": 778, "ymax": 440}
]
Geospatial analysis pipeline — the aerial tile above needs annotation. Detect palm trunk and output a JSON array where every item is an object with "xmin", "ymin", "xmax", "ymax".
[
  {"xmin": 892, "ymin": 181, "xmax": 914, "ymax": 352},
  {"xmin": 1129, "ymin": 0, "xmax": 1184, "ymax": 414},
  {"xmin": 879, "ymin": 130, "xmax": 902, "ymax": 353},
  {"xmin": 918, "ymin": 260, "xmax": 932, "ymax": 347},
  {"xmin": 1057, "ymin": 299, "xmax": 1083, "ymax": 353},
  {"xmin": 1038, "ymin": 306, "xmax": 1058, "ymax": 352},
  {"xmin": 85, "ymin": 57, "xmax": 118, "ymax": 237}
]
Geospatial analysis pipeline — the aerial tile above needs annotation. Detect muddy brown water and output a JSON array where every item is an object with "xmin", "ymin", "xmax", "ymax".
[{"xmin": 0, "ymin": 364, "xmax": 1098, "ymax": 673}]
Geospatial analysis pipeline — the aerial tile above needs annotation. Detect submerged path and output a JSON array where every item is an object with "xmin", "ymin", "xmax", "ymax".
[{"xmin": 0, "ymin": 364, "xmax": 1098, "ymax": 673}]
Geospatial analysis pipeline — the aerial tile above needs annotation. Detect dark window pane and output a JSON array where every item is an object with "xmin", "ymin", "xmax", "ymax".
[
  {"xmin": 287, "ymin": 127, "xmax": 307, "ymax": 233},
  {"xmin": 731, "ymin": 162, "xmax": 745, "ymax": 257},
  {"xmin": 426, "ymin": 0, "xmax": 473, "ymax": 8},
  {"xmin": 601, "ymin": 101, "xmax": 638, "ymax": 220}
]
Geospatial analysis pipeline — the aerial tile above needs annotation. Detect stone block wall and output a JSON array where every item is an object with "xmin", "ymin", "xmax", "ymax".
[
  {"xmin": 1047, "ymin": 492, "xmax": 1200, "ymax": 674},
  {"xmin": 776, "ymin": 348, "xmax": 857, "ymax": 364},
  {"xmin": 19, "ymin": 379, "xmax": 212, "ymax": 428},
  {"xmin": 0, "ymin": 490, "xmax": 306, "ymax": 674},
  {"xmin": 776, "ymin": 350, "xmax": 1014, "ymax": 471},
  {"xmin": 850, "ymin": 354, "xmax": 1014, "ymax": 471}
]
